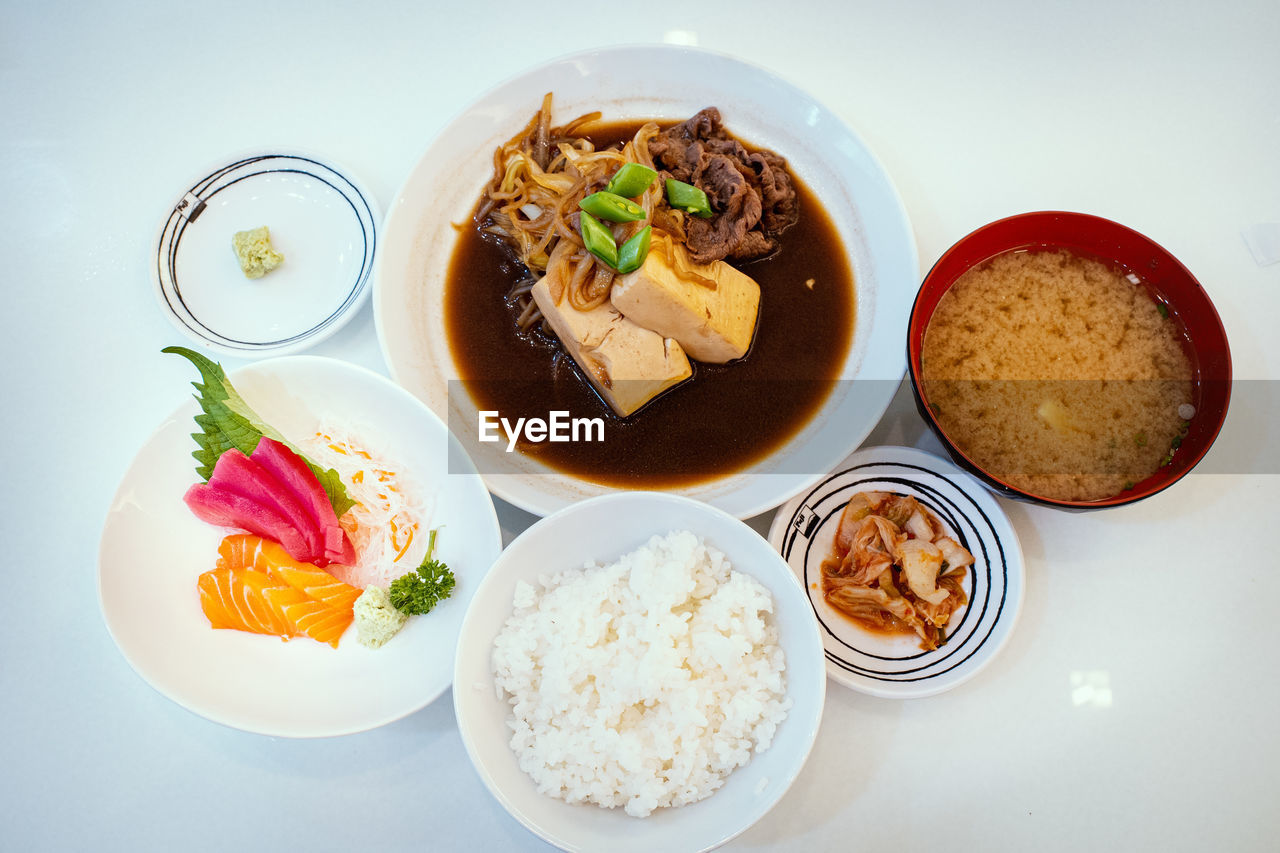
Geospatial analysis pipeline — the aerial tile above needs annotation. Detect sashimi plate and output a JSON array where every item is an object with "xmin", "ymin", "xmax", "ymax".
[{"xmin": 98, "ymin": 355, "xmax": 501, "ymax": 737}]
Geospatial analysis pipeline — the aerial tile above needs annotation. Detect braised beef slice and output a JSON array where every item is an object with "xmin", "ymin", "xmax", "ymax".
[
  {"xmin": 648, "ymin": 108, "xmax": 720, "ymax": 182},
  {"xmin": 683, "ymin": 156, "xmax": 761, "ymax": 264},
  {"xmin": 748, "ymin": 149, "xmax": 800, "ymax": 234},
  {"xmin": 649, "ymin": 107, "xmax": 799, "ymax": 264},
  {"xmin": 727, "ymin": 230, "xmax": 778, "ymax": 262}
]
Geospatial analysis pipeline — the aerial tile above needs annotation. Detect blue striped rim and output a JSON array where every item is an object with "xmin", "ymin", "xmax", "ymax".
[{"xmin": 155, "ymin": 154, "xmax": 378, "ymax": 351}]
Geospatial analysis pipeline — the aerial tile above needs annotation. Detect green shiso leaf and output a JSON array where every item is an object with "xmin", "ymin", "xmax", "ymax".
[{"xmin": 163, "ymin": 346, "xmax": 355, "ymax": 518}]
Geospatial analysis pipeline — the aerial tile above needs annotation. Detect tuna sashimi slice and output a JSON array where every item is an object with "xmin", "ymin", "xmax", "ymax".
[
  {"xmin": 208, "ymin": 449, "xmax": 322, "ymax": 563},
  {"xmin": 324, "ymin": 524, "xmax": 357, "ymax": 566},
  {"xmin": 250, "ymin": 437, "xmax": 355, "ymax": 566},
  {"xmin": 197, "ymin": 567, "xmax": 294, "ymax": 639},
  {"xmin": 184, "ymin": 483, "xmax": 312, "ymax": 561}
]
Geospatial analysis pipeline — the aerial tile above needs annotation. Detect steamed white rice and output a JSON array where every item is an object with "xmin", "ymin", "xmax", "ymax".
[{"xmin": 491, "ymin": 530, "xmax": 790, "ymax": 818}]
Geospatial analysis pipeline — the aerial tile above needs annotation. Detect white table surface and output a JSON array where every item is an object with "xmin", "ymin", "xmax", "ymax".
[{"xmin": 4, "ymin": 1, "xmax": 1277, "ymax": 850}]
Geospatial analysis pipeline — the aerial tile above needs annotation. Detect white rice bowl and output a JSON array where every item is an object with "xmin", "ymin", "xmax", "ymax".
[
  {"xmin": 454, "ymin": 492, "xmax": 825, "ymax": 852},
  {"xmin": 492, "ymin": 530, "xmax": 790, "ymax": 818}
]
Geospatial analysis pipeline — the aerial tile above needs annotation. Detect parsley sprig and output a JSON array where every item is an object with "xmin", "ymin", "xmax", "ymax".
[{"xmin": 389, "ymin": 529, "xmax": 456, "ymax": 616}]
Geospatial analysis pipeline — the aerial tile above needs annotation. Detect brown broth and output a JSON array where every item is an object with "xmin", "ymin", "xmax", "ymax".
[{"xmin": 444, "ymin": 121, "xmax": 855, "ymax": 488}]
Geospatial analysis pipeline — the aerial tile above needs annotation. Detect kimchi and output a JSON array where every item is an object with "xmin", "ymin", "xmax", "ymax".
[{"xmin": 821, "ymin": 491, "xmax": 973, "ymax": 650}]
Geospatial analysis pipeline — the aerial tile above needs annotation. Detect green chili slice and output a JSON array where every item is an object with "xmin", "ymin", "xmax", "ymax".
[
  {"xmin": 605, "ymin": 163, "xmax": 658, "ymax": 198},
  {"xmin": 616, "ymin": 226, "xmax": 652, "ymax": 274},
  {"xmin": 579, "ymin": 191, "xmax": 646, "ymax": 223},
  {"xmin": 578, "ymin": 211, "xmax": 619, "ymax": 268},
  {"xmin": 665, "ymin": 179, "xmax": 714, "ymax": 218}
]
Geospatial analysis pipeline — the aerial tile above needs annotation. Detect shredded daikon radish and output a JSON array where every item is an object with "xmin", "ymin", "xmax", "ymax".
[{"xmin": 301, "ymin": 421, "xmax": 431, "ymax": 589}]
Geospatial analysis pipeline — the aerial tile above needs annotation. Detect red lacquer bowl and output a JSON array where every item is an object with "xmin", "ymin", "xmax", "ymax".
[{"xmin": 907, "ymin": 211, "xmax": 1231, "ymax": 508}]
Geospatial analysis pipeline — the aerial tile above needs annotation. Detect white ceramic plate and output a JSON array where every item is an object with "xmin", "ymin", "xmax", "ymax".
[
  {"xmin": 453, "ymin": 492, "xmax": 826, "ymax": 852},
  {"xmin": 375, "ymin": 45, "xmax": 918, "ymax": 519},
  {"xmin": 154, "ymin": 151, "xmax": 379, "ymax": 357},
  {"xmin": 98, "ymin": 356, "xmax": 500, "ymax": 737},
  {"xmin": 767, "ymin": 446, "xmax": 1024, "ymax": 698}
]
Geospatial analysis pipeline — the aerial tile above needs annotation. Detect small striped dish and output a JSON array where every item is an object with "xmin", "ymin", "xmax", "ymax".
[
  {"xmin": 153, "ymin": 151, "xmax": 379, "ymax": 357},
  {"xmin": 768, "ymin": 445, "xmax": 1024, "ymax": 698}
]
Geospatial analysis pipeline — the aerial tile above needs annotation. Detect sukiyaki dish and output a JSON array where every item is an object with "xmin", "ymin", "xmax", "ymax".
[
  {"xmin": 474, "ymin": 94, "xmax": 804, "ymax": 416},
  {"xmin": 446, "ymin": 95, "xmax": 855, "ymax": 487}
]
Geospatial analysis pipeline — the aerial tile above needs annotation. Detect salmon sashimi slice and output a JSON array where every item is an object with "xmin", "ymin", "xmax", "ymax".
[
  {"xmin": 215, "ymin": 532, "xmax": 263, "ymax": 572},
  {"xmin": 207, "ymin": 533, "xmax": 357, "ymax": 647},
  {"xmin": 197, "ymin": 567, "xmax": 295, "ymax": 640},
  {"xmin": 260, "ymin": 585, "xmax": 353, "ymax": 648},
  {"xmin": 217, "ymin": 534, "xmax": 362, "ymax": 612}
]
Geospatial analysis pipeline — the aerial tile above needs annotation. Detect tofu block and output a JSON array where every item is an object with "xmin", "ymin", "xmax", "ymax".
[
  {"xmin": 531, "ymin": 278, "xmax": 692, "ymax": 417},
  {"xmin": 610, "ymin": 248, "xmax": 760, "ymax": 363}
]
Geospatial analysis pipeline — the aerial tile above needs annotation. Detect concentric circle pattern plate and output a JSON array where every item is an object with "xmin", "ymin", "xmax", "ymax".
[
  {"xmin": 768, "ymin": 446, "xmax": 1024, "ymax": 698},
  {"xmin": 153, "ymin": 151, "xmax": 379, "ymax": 356}
]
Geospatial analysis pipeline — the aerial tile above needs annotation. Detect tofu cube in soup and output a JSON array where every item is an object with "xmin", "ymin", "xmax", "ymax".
[
  {"xmin": 610, "ymin": 248, "xmax": 761, "ymax": 363},
  {"xmin": 531, "ymin": 278, "xmax": 692, "ymax": 417}
]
